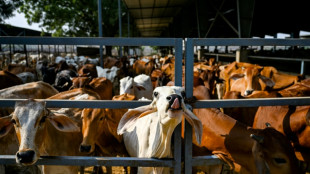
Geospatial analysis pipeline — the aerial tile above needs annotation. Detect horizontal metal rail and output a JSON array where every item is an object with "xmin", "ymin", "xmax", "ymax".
[
  {"xmin": 0, "ymin": 37, "xmax": 181, "ymax": 46},
  {"xmin": 193, "ymin": 38, "xmax": 310, "ymax": 46},
  {"xmin": 0, "ymin": 155, "xmax": 175, "ymax": 167},
  {"xmin": 1, "ymin": 97, "xmax": 310, "ymax": 109},
  {"xmin": 248, "ymin": 55, "xmax": 310, "ymax": 62}
]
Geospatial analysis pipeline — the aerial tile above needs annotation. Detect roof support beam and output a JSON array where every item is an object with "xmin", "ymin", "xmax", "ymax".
[
  {"xmin": 210, "ymin": 0, "xmax": 239, "ymax": 36},
  {"xmin": 237, "ymin": 0, "xmax": 255, "ymax": 38}
]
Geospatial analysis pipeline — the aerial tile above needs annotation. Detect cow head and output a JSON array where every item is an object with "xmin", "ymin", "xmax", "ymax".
[
  {"xmin": 230, "ymin": 66, "xmax": 275, "ymax": 96},
  {"xmin": 250, "ymin": 127, "xmax": 301, "ymax": 174},
  {"xmin": 117, "ymin": 86, "xmax": 202, "ymax": 146},
  {"xmin": 1, "ymin": 99, "xmax": 79, "ymax": 165},
  {"xmin": 119, "ymin": 76, "xmax": 134, "ymax": 95}
]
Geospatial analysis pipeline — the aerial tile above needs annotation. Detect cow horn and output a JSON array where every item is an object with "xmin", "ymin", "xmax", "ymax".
[
  {"xmin": 265, "ymin": 122, "xmax": 271, "ymax": 128},
  {"xmin": 250, "ymin": 134, "xmax": 264, "ymax": 144}
]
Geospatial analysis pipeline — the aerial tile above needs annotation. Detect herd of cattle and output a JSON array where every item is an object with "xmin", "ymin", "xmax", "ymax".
[{"xmin": 0, "ymin": 53, "xmax": 310, "ymax": 174}]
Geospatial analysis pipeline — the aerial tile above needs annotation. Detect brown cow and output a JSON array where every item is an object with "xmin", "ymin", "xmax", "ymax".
[
  {"xmin": 223, "ymin": 91, "xmax": 279, "ymax": 126},
  {"xmin": 133, "ymin": 58, "xmax": 155, "ymax": 76},
  {"xmin": 0, "ymin": 70, "xmax": 23, "ymax": 90},
  {"xmin": 193, "ymin": 106, "xmax": 301, "ymax": 174},
  {"xmin": 70, "ymin": 77, "xmax": 113, "ymax": 100},
  {"xmin": 229, "ymin": 66, "xmax": 275, "ymax": 96},
  {"xmin": 80, "ymin": 93, "xmax": 135, "ymax": 173},
  {"xmin": 188, "ymin": 85, "xmax": 301, "ymax": 173},
  {"xmin": 78, "ymin": 63, "xmax": 98, "ymax": 78},
  {"xmin": 4, "ymin": 64, "xmax": 37, "ymax": 75},
  {"xmin": 253, "ymin": 82, "xmax": 310, "ymax": 168}
]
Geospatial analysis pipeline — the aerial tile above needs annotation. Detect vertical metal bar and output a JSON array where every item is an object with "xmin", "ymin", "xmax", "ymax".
[
  {"xmin": 127, "ymin": 11, "xmax": 130, "ymax": 37},
  {"xmin": 236, "ymin": 0, "xmax": 241, "ymax": 38},
  {"xmin": 9, "ymin": 44, "xmax": 12, "ymax": 63},
  {"xmin": 118, "ymin": 0, "xmax": 123, "ymax": 57},
  {"xmin": 195, "ymin": 0, "xmax": 201, "ymax": 38},
  {"xmin": 98, "ymin": 0, "xmax": 103, "ymax": 67},
  {"xmin": 173, "ymin": 124, "xmax": 181, "ymax": 174},
  {"xmin": 175, "ymin": 38, "xmax": 183, "ymax": 86},
  {"xmin": 301, "ymin": 60, "xmax": 305, "ymax": 75},
  {"xmin": 184, "ymin": 38, "xmax": 194, "ymax": 174},
  {"xmin": 173, "ymin": 38, "xmax": 183, "ymax": 174},
  {"xmin": 185, "ymin": 39, "xmax": 194, "ymax": 96}
]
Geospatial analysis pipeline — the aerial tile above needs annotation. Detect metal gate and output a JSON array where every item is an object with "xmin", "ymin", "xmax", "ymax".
[{"xmin": 1, "ymin": 37, "xmax": 310, "ymax": 173}]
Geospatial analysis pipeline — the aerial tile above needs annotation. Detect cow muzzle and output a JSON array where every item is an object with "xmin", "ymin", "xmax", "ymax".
[
  {"xmin": 244, "ymin": 89, "xmax": 254, "ymax": 96},
  {"xmin": 79, "ymin": 144, "xmax": 92, "ymax": 153},
  {"xmin": 16, "ymin": 150, "xmax": 36, "ymax": 165},
  {"xmin": 167, "ymin": 94, "xmax": 182, "ymax": 111}
]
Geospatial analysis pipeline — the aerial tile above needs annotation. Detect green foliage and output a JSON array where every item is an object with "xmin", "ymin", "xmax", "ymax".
[
  {"xmin": 0, "ymin": 0, "xmax": 22, "ymax": 23},
  {"xmin": 19, "ymin": 0, "xmax": 127, "ymax": 37}
]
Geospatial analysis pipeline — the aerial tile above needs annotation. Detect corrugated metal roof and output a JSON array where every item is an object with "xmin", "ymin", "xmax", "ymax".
[{"xmin": 123, "ymin": 0, "xmax": 190, "ymax": 37}]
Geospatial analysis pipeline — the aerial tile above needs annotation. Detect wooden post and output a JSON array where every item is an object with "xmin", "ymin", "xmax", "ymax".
[{"xmin": 236, "ymin": 47, "xmax": 248, "ymax": 62}]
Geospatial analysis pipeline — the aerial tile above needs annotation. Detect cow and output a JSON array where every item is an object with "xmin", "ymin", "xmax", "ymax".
[
  {"xmin": 16, "ymin": 72, "xmax": 38, "ymax": 83},
  {"xmin": 133, "ymin": 58, "xmax": 155, "ymax": 76},
  {"xmin": 253, "ymin": 88, "xmax": 310, "ymax": 170},
  {"xmin": 117, "ymin": 86, "xmax": 202, "ymax": 174},
  {"xmin": 79, "ymin": 93, "xmax": 134, "ymax": 155},
  {"xmin": 260, "ymin": 66, "xmax": 302, "ymax": 90},
  {"xmin": 278, "ymin": 79, "xmax": 310, "ymax": 97},
  {"xmin": 4, "ymin": 64, "xmax": 37, "ymax": 75},
  {"xmin": 150, "ymin": 68, "xmax": 164, "ymax": 89},
  {"xmin": 0, "ymin": 99, "xmax": 82, "ymax": 174},
  {"xmin": 0, "ymin": 70, "xmax": 23, "ymax": 90},
  {"xmin": 192, "ymin": 106, "xmax": 301, "ymax": 174},
  {"xmin": 70, "ymin": 77, "xmax": 113, "ymax": 100},
  {"xmin": 77, "ymin": 63, "xmax": 98, "ymax": 78},
  {"xmin": 53, "ymin": 69, "xmax": 78, "ymax": 92},
  {"xmin": 0, "ymin": 80, "xmax": 59, "ymax": 139},
  {"xmin": 228, "ymin": 66, "xmax": 275, "ymax": 96},
  {"xmin": 119, "ymin": 74, "xmax": 153, "ymax": 100},
  {"xmin": 223, "ymin": 90, "xmax": 280, "ymax": 126}
]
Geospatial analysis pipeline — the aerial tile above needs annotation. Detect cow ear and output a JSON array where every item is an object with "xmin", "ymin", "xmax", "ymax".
[
  {"xmin": 47, "ymin": 113, "xmax": 80, "ymax": 132},
  {"xmin": 259, "ymin": 75, "xmax": 275, "ymax": 88},
  {"xmin": 251, "ymin": 134, "xmax": 270, "ymax": 174},
  {"xmin": 182, "ymin": 103, "xmax": 203, "ymax": 145},
  {"xmin": 135, "ymin": 85, "xmax": 146, "ymax": 91},
  {"xmin": 229, "ymin": 73, "xmax": 244, "ymax": 80},
  {"xmin": 117, "ymin": 104, "xmax": 155, "ymax": 135},
  {"xmin": 0, "ymin": 116, "xmax": 14, "ymax": 138}
]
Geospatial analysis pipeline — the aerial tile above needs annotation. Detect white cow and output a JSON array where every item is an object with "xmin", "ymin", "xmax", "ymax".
[
  {"xmin": 120, "ymin": 74, "xmax": 153, "ymax": 100},
  {"xmin": 117, "ymin": 86, "xmax": 202, "ymax": 174}
]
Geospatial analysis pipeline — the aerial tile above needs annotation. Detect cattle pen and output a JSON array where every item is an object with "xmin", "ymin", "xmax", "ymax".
[{"xmin": 1, "ymin": 37, "xmax": 310, "ymax": 174}]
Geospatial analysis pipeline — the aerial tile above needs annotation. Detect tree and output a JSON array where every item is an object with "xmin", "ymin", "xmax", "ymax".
[
  {"xmin": 20, "ymin": 0, "xmax": 126, "ymax": 37},
  {"xmin": 0, "ymin": 0, "xmax": 22, "ymax": 23}
]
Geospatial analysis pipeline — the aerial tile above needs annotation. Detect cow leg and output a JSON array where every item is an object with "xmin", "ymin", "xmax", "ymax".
[{"xmin": 92, "ymin": 166, "xmax": 105, "ymax": 174}]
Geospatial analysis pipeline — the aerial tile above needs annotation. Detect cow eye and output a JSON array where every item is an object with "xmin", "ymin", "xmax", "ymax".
[
  {"xmin": 40, "ymin": 116, "xmax": 47, "ymax": 124},
  {"xmin": 153, "ymin": 91, "xmax": 159, "ymax": 97},
  {"xmin": 274, "ymin": 158, "xmax": 287, "ymax": 164},
  {"xmin": 11, "ymin": 119, "xmax": 16, "ymax": 124},
  {"xmin": 181, "ymin": 91, "xmax": 186, "ymax": 98},
  {"xmin": 99, "ymin": 117, "xmax": 104, "ymax": 121}
]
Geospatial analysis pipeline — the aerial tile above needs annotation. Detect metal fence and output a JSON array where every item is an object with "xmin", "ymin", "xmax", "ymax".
[{"xmin": 1, "ymin": 37, "xmax": 310, "ymax": 173}]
